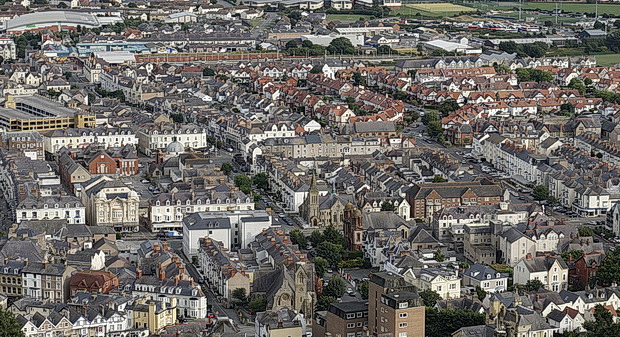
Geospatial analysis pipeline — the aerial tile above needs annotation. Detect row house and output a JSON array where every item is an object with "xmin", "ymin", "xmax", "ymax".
[
  {"xmin": 15, "ymin": 195, "xmax": 85, "ymax": 224},
  {"xmin": 148, "ymin": 189, "xmax": 254, "ymax": 233},
  {"xmin": 41, "ymin": 127, "xmax": 138, "ymax": 155},
  {"xmin": 405, "ymin": 179, "xmax": 506, "ymax": 221},
  {"xmin": 136, "ymin": 123, "xmax": 207, "ymax": 156},
  {"xmin": 196, "ymin": 238, "xmax": 250, "ymax": 304}
]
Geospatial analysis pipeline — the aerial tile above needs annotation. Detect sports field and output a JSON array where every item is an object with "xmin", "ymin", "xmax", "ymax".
[
  {"xmin": 595, "ymin": 54, "xmax": 620, "ymax": 67},
  {"xmin": 326, "ymin": 14, "xmax": 372, "ymax": 21},
  {"xmin": 479, "ymin": 1, "xmax": 620, "ymax": 16},
  {"xmin": 391, "ymin": 3, "xmax": 476, "ymax": 16}
]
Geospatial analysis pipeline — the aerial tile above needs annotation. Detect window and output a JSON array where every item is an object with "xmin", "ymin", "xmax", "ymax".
[
  {"xmin": 398, "ymin": 302, "xmax": 408, "ymax": 309},
  {"xmin": 399, "ymin": 313, "xmax": 408, "ymax": 318},
  {"xmin": 399, "ymin": 333, "xmax": 408, "ymax": 337},
  {"xmin": 347, "ymin": 323, "xmax": 355, "ymax": 328},
  {"xmin": 399, "ymin": 322, "xmax": 408, "ymax": 328}
]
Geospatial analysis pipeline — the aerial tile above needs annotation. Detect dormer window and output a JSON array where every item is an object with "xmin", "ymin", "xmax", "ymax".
[
  {"xmin": 166, "ymin": 200, "xmax": 170, "ymax": 206},
  {"xmin": 177, "ymin": 200, "xmax": 181, "ymax": 206},
  {"xmin": 197, "ymin": 199, "xmax": 202, "ymax": 205},
  {"xmin": 54, "ymin": 204, "xmax": 58, "ymax": 208},
  {"xmin": 156, "ymin": 201, "xmax": 160, "ymax": 206}
]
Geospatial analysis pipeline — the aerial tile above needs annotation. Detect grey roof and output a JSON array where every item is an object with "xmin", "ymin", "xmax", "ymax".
[
  {"xmin": 183, "ymin": 213, "xmax": 232, "ymax": 230},
  {"xmin": 464, "ymin": 263, "xmax": 508, "ymax": 281}
]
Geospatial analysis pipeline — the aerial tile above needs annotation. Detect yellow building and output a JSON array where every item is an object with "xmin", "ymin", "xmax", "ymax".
[
  {"xmin": 0, "ymin": 95, "xmax": 95, "ymax": 131},
  {"xmin": 132, "ymin": 298, "xmax": 177, "ymax": 334}
]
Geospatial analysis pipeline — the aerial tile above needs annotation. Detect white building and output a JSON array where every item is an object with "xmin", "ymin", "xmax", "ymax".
[
  {"xmin": 462, "ymin": 264, "xmax": 509, "ymax": 293},
  {"xmin": 15, "ymin": 195, "xmax": 85, "ymax": 224},
  {"xmin": 42, "ymin": 127, "xmax": 138, "ymax": 154},
  {"xmin": 148, "ymin": 190, "xmax": 254, "ymax": 234},
  {"xmin": 514, "ymin": 256, "xmax": 568, "ymax": 292},
  {"xmin": 137, "ymin": 123, "xmax": 207, "ymax": 156},
  {"xmin": 182, "ymin": 210, "xmax": 272, "ymax": 257},
  {"xmin": 76, "ymin": 176, "xmax": 140, "ymax": 232}
]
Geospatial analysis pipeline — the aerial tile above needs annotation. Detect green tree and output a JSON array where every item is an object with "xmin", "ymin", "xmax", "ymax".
[
  {"xmin": 248, "ymin": 297, "xmax": 267, "ymax": 313},
  {"xmin": 425, "ymin": 307, "xmax": 486, "ymax": 337},
  {"xmin": 427, "ymin": 121, "xmax": 443, "ymax": 138},
  {"xmin": 316, "ymin": 295, "xmax": 337, "ymax": 310},
  {"xmin": 498, "ymin": 41, "xmax": 518, "ymax": 54},
  {"xmin": 327, "ymin": 37, "xmax": 355, "ymax": 55},
  {"xmin": 432, "ymin": 175, "xmax": 447, "ymax": 183},
  {"xmin": 532, "ymin": 185, "xmax": 551, "ymax": 201},
  {"xmin": 232, "ymin": 288, "xmax": 247, "ymax": 303},
  {"xmin": 561, "ymin": 250, "xmax": 585, "ymax": 262},
  {"xmin": 582, "ymin": 304, "xmax": 620, "ymax": 336},
  {"xmin": 324, "ymin": 276, "xmax": 346, "ymax": 297},
  {"xmin": 220, "ymin": 162, "xmax": 233, "ymax": 175},
  {"xmin": 531, "ymin": 69, "xmax": 553, "ymax": 82},
  {"xmin": 419, "ymin": 289, "xmax": 442, "ymax": 307},
  {"xmin": 433, "ymin": 249, "xmax": 445, "ymax": 262},
  {"xmin": 377, "ymin": 45, "xmax": 396, "ymax": 55},
  {"xmin": 359, "ymin": 279, "xmax": 369, "ymax": 300},
  {"xmin": 380, "ymin": 201, "xmax": 396, "ymax": 212},
  {"xmin": 289, "ymin": 229, "xmax": 307, "ymax": 248},
  {"xmin": 314, "ymin": 257, "xmax": 328, "ymax": 278},
  {"xmin": 0, "ymin": 306, "xmax": 26, "ymax": 337},
  {"xmin": 252, "ymin": 172, "xmax": 269, "ymax": 190},
  {"xmin": 521, "ymin": 279, "xmax": 545, "ymax": 291},
  {"xmin": 203, "ymin": 67, "xmax": 215, "ymax": 76},
  {"xmin": 316, "ymin": 241, "xmax": 344, "ymax": 268},
  {"xmin": 594, "ymin": 21, "xmax": 606, "ymax": 30},
  {"xmin": 170, "ymin": 113, "xmax": 184, "ymax": 123},
  {"xmin": 516, "ymin": 68, "xmax": 532, "ymax": 82},
  {"xmin": 323, "ymin": 225, "xmax": 344, "ymax": 245},
  {"xmin": 308, "ymin": 230, "xmax": 324, "ymax": 247},
  {"xmin": 596, "ymin": 248, "xmax": 620, "ymax": 286},
  {"xmin": 421, "ymin": 111, "xmax": 439, "ymax": 125},
  {"xmin": 63, "ymin": 71, "xmax": 72, "ymax": 80},
  {"xmin": 234, "ymin": 174, "xmax": 252, "ymax": 194},
  {"xmin": 127, "ymin": 2, "xmax": 137, "ymax": 7},
  {"xmin": 475, "ymin": 286, "xmax": 487, "ymax": 301},
  {"xmin": 438, "ymin": 100, "xmax": 459, "ymax": 116},
  {"xmin": 578, "ymin": 226, "xmax": 594, "ymax": 237},
  {"xmin": 568, "ymin": 78, "xmax": 586, "ymax": 95}
]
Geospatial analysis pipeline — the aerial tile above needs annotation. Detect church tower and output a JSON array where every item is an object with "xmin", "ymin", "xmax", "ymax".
[{"xmin": 308, "ymin": 171, "xmax": 319, "ymax": 226}]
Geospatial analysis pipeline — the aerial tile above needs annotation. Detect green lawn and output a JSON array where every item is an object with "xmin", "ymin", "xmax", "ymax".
[
  {"xmin": 326, "ymin": 14, "xmax": 372, "ymax": 21},
  {"xmin": 391, "ymin": 2, "xmax": 476, "ymax": 17},
  {"xmin": 477, "ymin": 1, "xmax": 620, "ymax": 16},
  {"xmin": 523, "ymin": 2, "xmax": 620, "ymax": 16},
  {"xmin": 498, "ymin": 12, "xmax": 583, "ymax": 23},
  {"xmin": 595, "ymin": 54, "xmax": 620, "ymax": 66}
]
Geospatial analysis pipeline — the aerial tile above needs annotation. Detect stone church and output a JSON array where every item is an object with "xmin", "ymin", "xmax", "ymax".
[{"xmin": 299, "ymin": 172, "xmax": 354, "ymax": 228}]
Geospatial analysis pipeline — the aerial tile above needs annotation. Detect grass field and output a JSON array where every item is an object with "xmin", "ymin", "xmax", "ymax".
[
  {"xmin": 498, "ymin": 12, "xmax": 583, "ymax": 23},
  {"xmin": 391, "ymin": 2, "xmax": 476, "ymax": 16},
  {"xmin": 595, "ymin": 54, "xmax": 620, "ymax": 66},
  {"xmin": 523, "ymin": 2, "xmax": 620, "ymax": 16},
  {"xmin": 326, "ymin": 14, "xmax": 372, "ymax": 21},
  {"xmin": 476, "ymin": 1, "xmax": 620, "ymax": 16}
]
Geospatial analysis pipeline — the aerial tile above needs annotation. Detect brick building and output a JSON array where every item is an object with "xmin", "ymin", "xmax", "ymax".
[
  {"xmin": 406, "ymin": 179, "xmax": 505, "ymax": 221},
  {"xmin": 368, "ymin": 272, "xmax": 425, "ymax": 337},
  {"xmin": 570, "ymin": 252, "xmax": 604, "ymax": 289},
  {"xmin": 314, "ymin": 301, "xmax": 368, "ymax": 337},
  {"xmin": 69, "ymin": 270, "xmax": 119, "ymax": 296}
]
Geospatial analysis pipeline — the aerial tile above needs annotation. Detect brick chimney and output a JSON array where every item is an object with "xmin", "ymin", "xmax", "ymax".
[
  {"xmin": 136, "ymin": 268, "xmax": 142, "ymax": 278},
  {"xmin": 159, "ymin": 269, "xmax": 166, "ymax": 281}
]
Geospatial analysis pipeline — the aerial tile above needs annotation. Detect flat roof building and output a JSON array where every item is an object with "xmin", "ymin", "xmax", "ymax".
[{"xmin": 0, "ymin": 95, "xmax": 95, "ymax": 132}]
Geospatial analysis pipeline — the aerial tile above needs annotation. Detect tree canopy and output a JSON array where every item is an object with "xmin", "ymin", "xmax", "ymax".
[{"xmin": 0, "ymin": 307, "xmax": 25, "ymax": 337}]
